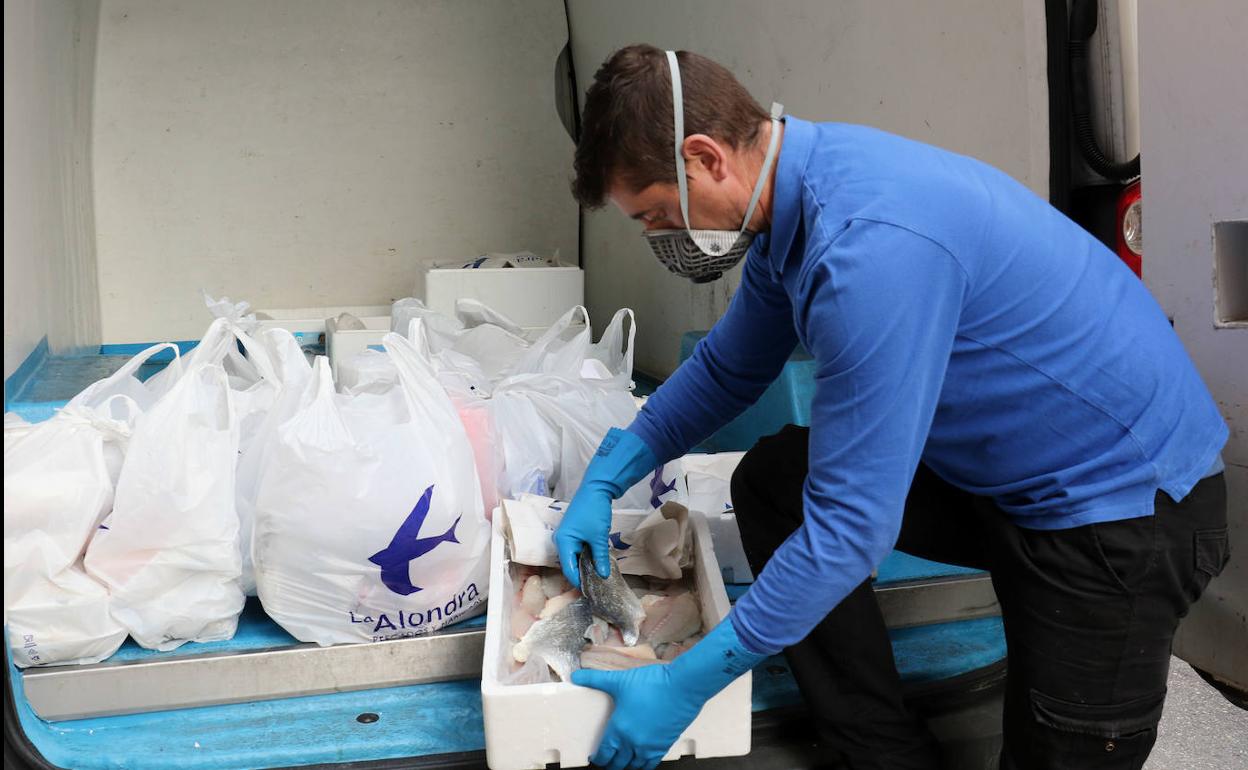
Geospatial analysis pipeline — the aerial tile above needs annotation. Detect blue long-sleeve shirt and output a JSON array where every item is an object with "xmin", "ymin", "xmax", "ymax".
[{"xmin": 629, "ymin": 117, "xmax": 1228, "ymax": 656}]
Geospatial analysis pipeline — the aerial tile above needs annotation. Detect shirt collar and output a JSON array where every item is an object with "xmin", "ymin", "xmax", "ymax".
[{"xmin": 760, "ymin": 115, "xmax": 815, "ymax": 280}]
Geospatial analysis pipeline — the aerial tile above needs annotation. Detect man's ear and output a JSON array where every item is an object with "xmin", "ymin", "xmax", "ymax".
[{"xmin": 681, "ymin": 134, "xmax": 729, "ymax": 182}]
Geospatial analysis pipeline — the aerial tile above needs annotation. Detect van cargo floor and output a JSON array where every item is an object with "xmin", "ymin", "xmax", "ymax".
[
  {"xmin": 12, "ymin": 613, "xmax": 1006, "ymax": 770},
  {"xmin": 19, "ymin": 551, "xmax": 998, "ymax": 722}
]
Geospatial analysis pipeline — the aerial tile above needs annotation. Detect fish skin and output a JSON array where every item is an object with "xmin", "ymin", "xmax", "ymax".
[
  {"xmin": 512, "ymin": 597, "xmax": 594, "ymax": 681},
  {"xmin": 578, "ymin": 545, "xmax": 645, "ymax": 646}
]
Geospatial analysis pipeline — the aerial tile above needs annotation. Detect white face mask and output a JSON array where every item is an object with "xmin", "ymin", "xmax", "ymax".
[{"xmin": 643, "ymin": 50, "xmax": 783, "ymax": 284}]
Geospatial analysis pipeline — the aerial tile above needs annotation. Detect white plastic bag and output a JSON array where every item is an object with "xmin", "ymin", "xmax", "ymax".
[
  {"xmin": 392, "ymin": 299, "xmax": 535, "ymax": 388},
  {"xmin": 5, "ymin": 412, "xmax": 127, "ymax": 667},
  {"xmin": 234, "ymin": 329, "xmax": 313, "ymax": 596},
  {"xmin": 679, "ymin": 453, "xmax": 745, "ymax": 517},
  {"xmin": 678, "ymin": 452, "xmax": 754, "ymax": 583},
  {"xmin": 144, "ymin": 316, "xmax": 279, "ymax": 451},
  {"xmin": 4, "ymin": 413, "xmax": 36, "ymax": 450},
  {"xmin": 202, "ymin": 289, "xmax": 259, "ymax": 335},
  {"xmin": 140, "ymin": 318, "xmax": 282, "ymax": 597},
  {"xmin": 488, "ymin": 374, "xmax": 668, "ymax": 508},
  {"xmin": 85, "ymin": 322, "xmax": 248, "ymax": 651},
  {"xmin": 391, "ymin": 300, "xmax": 594, "ymax": 392},
  {"xmin": 252, "ymin": 330, "xmax": 489, "ymax": 645},
  {"xmin": 392, "ymin": 302, "xmax": 659, "ymax": 508},
  {"xmin": 507, "ymin": 306, "xmax": 634, "ymax": 388},
  {"xmin": 4, "ymin": 343, "xmax": 180, "ymax": 666}
]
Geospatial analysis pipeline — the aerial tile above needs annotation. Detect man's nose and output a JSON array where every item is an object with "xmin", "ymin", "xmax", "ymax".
[{"xmin": 644, "ymin": 216, "xmax": 680, "ymax": 231}]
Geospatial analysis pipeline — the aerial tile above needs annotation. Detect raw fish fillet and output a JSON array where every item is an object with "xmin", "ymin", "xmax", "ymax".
[
  {"xmin": 541, "ymin": 571, "xmax": 571, "ymax": 598},
  {"xmin": 539, "ymin": 588, "xmax": 582, "ymax": 619},
  {"xmin": 512, "ymin": 597, "xmax": 594, "ymax": 681},
  {"xmin": 581, "ymin": 644, "xmax": 662, "ymax": 671},
  {"xmin": 640, "ymin": 592, "xmax": 702, "ymax": 645},
  {"xmin": 519, "ymin": 575, "xmax": 545, "ymax": 616}
]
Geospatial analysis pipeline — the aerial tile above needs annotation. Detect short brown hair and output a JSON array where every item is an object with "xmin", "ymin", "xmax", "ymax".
[{"xmin": 571, "ymin": 45, "xmax": 769, "ymax": 209}]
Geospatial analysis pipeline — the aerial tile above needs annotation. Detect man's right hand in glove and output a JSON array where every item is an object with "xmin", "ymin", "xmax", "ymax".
[{"xmin": 553, "ymin": 427, "xmax": 657, "ymax": 588}]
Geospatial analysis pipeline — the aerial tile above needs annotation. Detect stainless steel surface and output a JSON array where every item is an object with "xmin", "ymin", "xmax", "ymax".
[
  {"xmin": 876, "ymin": 575, "xmax": 1001, "ymax": 629},
  {"xmin": 22, "ymin": 625, "xmax": 486, "ymax": 721},
  {"xmin": 22, "ymin": 577, "xmax": 998, "ymax": 721}
]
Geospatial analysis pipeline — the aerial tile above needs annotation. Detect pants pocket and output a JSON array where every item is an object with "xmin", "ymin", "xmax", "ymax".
[
  {"xmin": 1023, "ymin": 688, "xmax": 1165, "ymax": 769},
  {"xmin": 1090, "ymin": 515, "xmax": 1156, "ymax": 593},
  {"xmin": 1190, "ymin": 527, "xmax": 1231, "ymax": 600}
]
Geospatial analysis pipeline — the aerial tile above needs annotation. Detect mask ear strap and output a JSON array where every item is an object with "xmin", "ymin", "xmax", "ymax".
[
  {"xmin": 665, "ymin": 51, "xmax": 692, "ymax": 232},
  {"xmin": 740, "ymin": 102, "xmax": 784, "ymax": 236}
]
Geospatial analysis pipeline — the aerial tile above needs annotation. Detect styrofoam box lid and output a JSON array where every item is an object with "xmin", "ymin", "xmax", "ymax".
[{"xmin": 480, "ymin": 502, "xmax": 751, "ymax": 769}]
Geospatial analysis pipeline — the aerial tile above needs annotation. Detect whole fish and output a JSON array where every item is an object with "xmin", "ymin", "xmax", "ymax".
[
  {"xmin": 512, "ymin": 596, "xmax": 594, "ymax": 681},
  {"xmin": 579, "ymin": 546, "xmax": 645, "ymax": 646}
]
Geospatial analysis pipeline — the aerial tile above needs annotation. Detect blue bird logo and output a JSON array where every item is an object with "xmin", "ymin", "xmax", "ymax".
[
  {"xmin": 649, "ymin": 467, "xmax": 676, "ymax": 508},
  {"xmin": 368, "ymin": 485, "xmax": 461, "ymax": 596}
]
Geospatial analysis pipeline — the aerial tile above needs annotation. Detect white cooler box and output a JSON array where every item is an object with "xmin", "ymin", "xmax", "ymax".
[
  {"xmin": 324, "ymin": 313, "xmax": 391, "ymax": 381},
  {"xmin": 415, "ymin": 264, "xmax": 584, "ymax": 329},
  {"xmin": 481, "ymin": 501, "xmax": 752, "ymax": 770}
]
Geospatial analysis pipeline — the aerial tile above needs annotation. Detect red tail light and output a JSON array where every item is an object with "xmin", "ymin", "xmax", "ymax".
[{"xmin": 1116, "ymin": 180, "xmax": 1142, "ymax": 277}]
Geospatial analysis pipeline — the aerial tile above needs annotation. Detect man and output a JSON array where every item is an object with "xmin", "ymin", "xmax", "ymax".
[{"xmin": 554, "ymin": 44, "xmax": 1229, "ymax": 770}]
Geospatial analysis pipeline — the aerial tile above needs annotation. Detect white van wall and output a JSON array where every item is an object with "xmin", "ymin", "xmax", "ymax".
[
  {"xmin": 567, "ymin": 0, "xmax": 1051, "ymax": 377},
  {"xmin": 92, "ymin": 0, "xmax": 577, "ymax": 344},
  {"xmin": 1139, "ymin": 0, "xmax": 1247, "ymax": 692},
  {"xmin": 3, "ymin": 0, "xmax": 102, "ymax": 381}
]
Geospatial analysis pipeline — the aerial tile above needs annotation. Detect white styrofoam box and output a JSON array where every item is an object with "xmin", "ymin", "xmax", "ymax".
[
  {"xmin": 481, "ymin": 501, "xmax": 752, "ymax": 770},
  {"xmin": 325, "ymin": 314, "xmax": 391, "ymax": 381},
  {"xmin": 414, "ymin": 265, "xmax": 584, "ymax": 329},
  {"xmin": 679, "ymin": 452, "xmax": 754, "ymax": 583},
  {"xmin": 254, "ymin": 305, "xmax": 392, "ymax": 337},
  {"xmin": 700, "ymin": 511, "xmax": 753, "ymax": 584}
]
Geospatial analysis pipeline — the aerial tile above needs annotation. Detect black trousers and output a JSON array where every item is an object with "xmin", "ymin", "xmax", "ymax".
[{"xmin": 731, "ymin": 425, "xmax": 1230, "ymax": 770}]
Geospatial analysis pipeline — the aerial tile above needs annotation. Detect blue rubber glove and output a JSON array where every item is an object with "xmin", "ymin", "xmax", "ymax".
[
  {"xmin": 554, "ymin": 428, "xmax": 658, "ymax": 588},
  {"xmin": 571, "ymin": 618, "xmax": 766, "ymax": 770}
]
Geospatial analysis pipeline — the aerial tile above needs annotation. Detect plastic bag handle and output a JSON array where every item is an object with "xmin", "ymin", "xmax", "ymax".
[
  {"xmin": 598, "ymin": 308, "xmax": 636, "ymax": 381},
  {"xmin": 59, "ymin": 392, "xmax": 142, "ymax": 440},
  {"xmin": 384, "ymin": 330, "xmax": 466, "ymax": 435},
  {"xmin": 68, "ymin": 342, "xmax": 183, "ymax": 409},
  {"xmin": 197, "ymin": 317, "xmax": 281, "ymax": 383},
  {"xmin": 515, "ymin": 305, "xmax": 592, "ymax": 373}
]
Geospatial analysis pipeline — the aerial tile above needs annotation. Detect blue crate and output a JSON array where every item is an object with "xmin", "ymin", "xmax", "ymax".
[{"xmin": 678, "ymin": 331, "xmax": 816, "ymax": 452}]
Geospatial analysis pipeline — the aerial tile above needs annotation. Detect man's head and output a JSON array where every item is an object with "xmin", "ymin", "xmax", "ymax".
[{"xmin": 571, "ymin": 45, "xmax": 773, "ymax": 234}]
